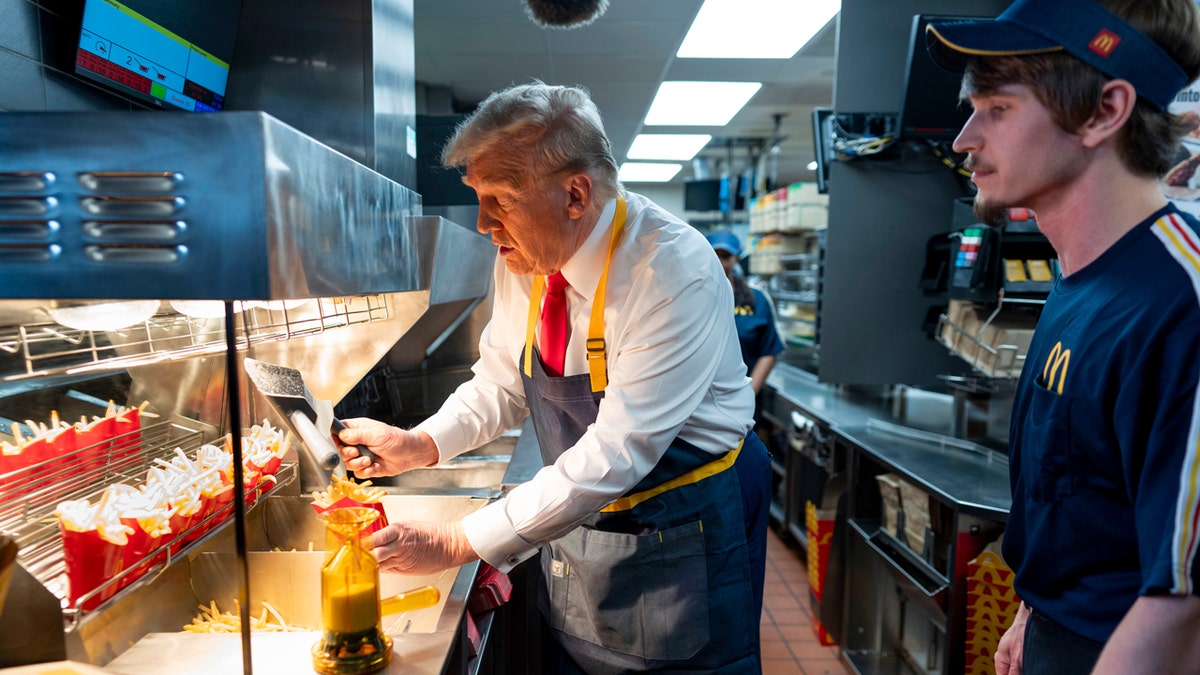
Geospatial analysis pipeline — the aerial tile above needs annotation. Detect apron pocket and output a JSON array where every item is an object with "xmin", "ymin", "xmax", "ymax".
[{"xmin": 544, "ymin": 519, "xmax": 710, "ymax": 661}]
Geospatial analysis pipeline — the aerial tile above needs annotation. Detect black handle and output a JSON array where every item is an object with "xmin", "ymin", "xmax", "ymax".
[{"xmin": 330, "ymin": 417, "xmax": 377, "ymax": 465}]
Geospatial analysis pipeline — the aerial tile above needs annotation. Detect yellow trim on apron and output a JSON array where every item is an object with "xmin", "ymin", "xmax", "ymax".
[
  {"xmin": 523, "ymin": 197, "xmax": 627, "ymax": 393},
  {"xmin": 600, "ymin": 440, "xmax": 743, "ymax": 513}
]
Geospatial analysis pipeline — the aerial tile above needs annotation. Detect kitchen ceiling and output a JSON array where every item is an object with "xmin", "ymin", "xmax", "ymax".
[{"xmin": 413, "ymin": 0, "xmax": 838, "ymax": 188}]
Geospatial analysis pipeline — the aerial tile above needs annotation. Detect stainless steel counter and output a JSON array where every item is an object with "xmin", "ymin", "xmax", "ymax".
[
  {"xmin": 765, "ymin": 364, "xmax": 893, "ymax": 432},
  {"xmin": 764, "ymin": 364, "xmax": 1010, "ymax": 518},
  {"xmin": 501, "ymin": 418, "xmax": 544, "ymax": 488},
  {"xmin": 839, "ymin": 424, "xmax": 1010, "ymax": 520},
  {"xmin": 95, "ymin": 493, "xmax": 492, "ymax": 675}
]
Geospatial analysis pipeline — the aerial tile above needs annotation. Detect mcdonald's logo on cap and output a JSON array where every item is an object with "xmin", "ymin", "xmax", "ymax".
[
  {"xmin": 1089, "ymin": 29, "xmax": 1122, "ymax": 57},
  {"xmin": 1041, "ymin": 341, "xmax": 1071, "ymax": 395}
]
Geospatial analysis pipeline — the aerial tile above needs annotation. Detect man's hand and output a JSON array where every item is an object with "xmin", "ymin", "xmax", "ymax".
[
  {"xmin": 335, "ymin": 418, "xmax": 439, "ymax": 478},
  {"xmin": 995, "ymin": 602, "xmax": 1030, "ymax": 675},
  {"xmin": 371, "ymin": 520, "xmax": 478, "ymax": 576}
]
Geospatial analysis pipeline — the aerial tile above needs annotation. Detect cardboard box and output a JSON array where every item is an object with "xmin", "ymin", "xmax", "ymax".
[
  {"xmin": 875, "ymin": 473, "xmax": 931, "ymax": 552},
  {"xmin": 941, "ymin": 301, "xmax": 1036, "ymax": 378}
]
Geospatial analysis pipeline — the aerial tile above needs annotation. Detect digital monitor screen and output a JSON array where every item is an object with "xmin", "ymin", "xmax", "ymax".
[
  {"xmin": 898, "ymin": 14, "xmax": 990, "ymax": 140},
  {"xmin": 685, "ymin": 178, "xmax": 745, "ymax": 213},
  {"xmin": 685, "ymin": 179, "xmax": 722, "ymax": 212},
  {"xmin": 811, "ymin": 107, "xmax": 834, "ymax": 194},
  {"xmin": 75, "ymin": 0, "xmax": 242, "ymax": 112}
]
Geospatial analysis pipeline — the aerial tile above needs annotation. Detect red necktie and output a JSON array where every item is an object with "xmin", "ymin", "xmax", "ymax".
[{"xmin": 540, "ymin": 272, "xmax": 570, "ymax": 377}]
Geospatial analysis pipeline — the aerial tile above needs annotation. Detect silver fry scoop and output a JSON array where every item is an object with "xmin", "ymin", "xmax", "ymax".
[{"xmin": 243, "ymin": 358, "xmax": 376, "ymax": 472}]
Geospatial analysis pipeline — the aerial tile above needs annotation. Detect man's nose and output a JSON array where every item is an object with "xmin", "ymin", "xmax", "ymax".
[
  {"xmin": 952, "ymin": 112, "xmax": 979, "ymax": 155},
  {"xmin": 477, "ymin": 211, "xmax": 498, "ymax": 234}
]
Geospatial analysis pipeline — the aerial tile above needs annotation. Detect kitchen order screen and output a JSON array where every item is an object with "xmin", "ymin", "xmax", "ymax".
[{"xmin": 75, "ymin": 0, "xmax": 235, "ymax": 112}]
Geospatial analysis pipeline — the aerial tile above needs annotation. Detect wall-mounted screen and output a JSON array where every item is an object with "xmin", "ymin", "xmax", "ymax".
[
  {"xmin": 685, "ymin": 177, "xmax": 745, "ymax": 213},
  {"xmin": 898, "ymin": 14, "xmax": 991, "ymax": 140},
  {"xmin": 811, "ymin": 107, "xmax": 834, "ymax": 194},
  {"xmin": 75, "ymin": 0, "xmax": 242, "ymax": 112}
]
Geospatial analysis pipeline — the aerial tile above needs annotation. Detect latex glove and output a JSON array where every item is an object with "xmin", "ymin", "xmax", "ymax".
[
  {"xmin": 995, "ymin": 602, "xmax": 1030, "ymax": 675},
  {"xmin": 335, "ymin": 417, "xmax": 439, "ymax": 478},
  {"xmin": 371, "ymin": 520, "xmax": 478, "ymax": 576}
]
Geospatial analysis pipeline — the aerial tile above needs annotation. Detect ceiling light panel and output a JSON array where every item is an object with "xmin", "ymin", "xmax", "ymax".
[
  {"xmin": 677, "ymin": 0, "xmax": 840, "ymax": 59},
  {"xmin": 627, "ymin": 134, "xmax": 713, "ymax": 160},
  {"xmin": 618, "ymin": 163, "xmax": 683, "ymax": 183},
  {"xmin": 644, "ymin": 82, "xmax": 762, "ymax": 126}
]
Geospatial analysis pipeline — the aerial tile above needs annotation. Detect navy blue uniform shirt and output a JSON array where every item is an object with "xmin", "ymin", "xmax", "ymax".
[
  {"xmin": 735, "ymin": 286, "xmax": 785, "ymax": 373},
  {"xmin": 1004, "ymin": 205, "xmax": 1200, "ymax": 642}
]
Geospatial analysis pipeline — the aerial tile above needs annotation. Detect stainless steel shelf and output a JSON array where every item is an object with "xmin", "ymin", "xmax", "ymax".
[
  {"xmin": 0, "ymin": 295, "xmax": 388, "ymax": 382},
  {"xmin": 0, "ymin": 414, "xmax": 297, "ymax": 624}
]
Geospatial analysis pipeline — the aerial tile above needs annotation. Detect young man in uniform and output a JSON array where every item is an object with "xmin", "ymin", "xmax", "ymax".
[{"xmin": 927, "ymin": 1, "xmax": 1200, "ymax": 673}]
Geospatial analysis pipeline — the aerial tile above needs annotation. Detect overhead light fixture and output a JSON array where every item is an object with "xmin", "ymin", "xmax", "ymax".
[
  {"xmin": 618, "ymin": 163, "xmax": 682, "ymax": 183},
  {"xmin": 627, "ymin": 134, "xmax": 713, "ymax": 160},
  {"xmin": 678, "ymin": 0, "xmax": 840, "ymax": 59},
  {"xmin": 644, "ymin": 82, "xmax": 762, "ymax": 126},
  {"xmin": 807, "ymin": 160, "xmax": 819, "ymax": 171}
]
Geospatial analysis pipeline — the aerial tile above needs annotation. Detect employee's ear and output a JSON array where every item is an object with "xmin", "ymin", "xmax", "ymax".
[
  {"xmin": 564, "ymin": 173, "xmax": 593, "ymax": 219},
  {"xmin": 1080, "ymin": 79, "xmax": 1136, "ymax": 148}
]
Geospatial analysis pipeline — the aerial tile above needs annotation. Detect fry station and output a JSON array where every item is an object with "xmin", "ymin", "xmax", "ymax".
[
  {"xmin": 0, "ymin": 104, "xmax": 500, "ymax": 673},
  {"xmin": 5, "ymin": 1, "xmax": 1200, "ymax": 674}
]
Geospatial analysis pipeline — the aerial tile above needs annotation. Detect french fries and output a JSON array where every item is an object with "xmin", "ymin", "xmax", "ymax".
[
  {"xmin": 183, "ymin": 599, "xmax": 295, "ymax": 633},
  {"xmin": 311, "ymin": 474, "xmax": 386, "ymax": 507}
]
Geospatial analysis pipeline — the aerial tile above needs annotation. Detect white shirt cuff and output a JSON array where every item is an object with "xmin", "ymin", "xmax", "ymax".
[
  {"xmin": 462, "ymin": 498, "xmax": 539, "ymax": 573},
  {"xmin": 414, "ymin": 414, "xmax": 470, "ymax": 464}
]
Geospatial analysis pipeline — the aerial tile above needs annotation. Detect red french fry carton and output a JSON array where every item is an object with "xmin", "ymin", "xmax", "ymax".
[
  {"xmin": 119, "ymin": 515, "xmax": 170, "ymax": 589},
  {"xmin": 7, "ymin": 436, "xmax": 51, "ymax": 501},
  {"xmin": 33, "ymin": 425, "xmax": 79, "ymax": 503},
  {"xmin": 208, "ymin": 483, "xmax": 236, "ymax": 521},
  {"xmin": 75, "ymin": 416, "xmax": 114, "ymax": 478},
  {"xmin": 242, "ymin": 470, "xmax": 262, "ymax": 506},
  {"xmin": 61, "ymin": 523, "xmax": 129, "ymax": 610},
  {"xmin": 1, "ymin": 442, "xmax": 29, "ymax": 499},
  {"xmin": 248, "ymin": 453, "xmax": 283, "ymax": 478},
  {"xmin": 311, "ymin": 497, "xmax": 389, "ymax": 534},
  {"xmin": 110, "ymin": 407, "xmax": 143, "ymax": 470}
]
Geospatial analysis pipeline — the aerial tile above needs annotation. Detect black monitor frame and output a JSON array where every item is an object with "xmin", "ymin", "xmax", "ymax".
[
  {"xmin": 898, "ymin": 14, "xmax": 990, "ymax": 141},
  {"xmin": 811, "ymin": 107, "xmax": 835, "ymax": 194},
  {"xmin": 74, "ymin": 0, "xmax": 242, "ymax": 112}
]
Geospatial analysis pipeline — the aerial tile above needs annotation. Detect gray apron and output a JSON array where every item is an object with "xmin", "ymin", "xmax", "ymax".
[{"xmin": 520, "ymin": 199, "xmax": 769, "ymax": 673}]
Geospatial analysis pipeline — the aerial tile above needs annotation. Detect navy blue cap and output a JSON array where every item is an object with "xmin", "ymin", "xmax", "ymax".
[
  {"xmin": 926, "ymin": 0, "xmax": 1188, "ymax": 110},
  {"xmin": 706, "ymin": 230, "xmax": 742, "ymax": 257}
]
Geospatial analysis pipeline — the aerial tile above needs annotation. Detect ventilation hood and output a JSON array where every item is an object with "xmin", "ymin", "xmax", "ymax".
[{"xmin": 0, "ymin": 111, "xmax": 494, "ymax": 414}]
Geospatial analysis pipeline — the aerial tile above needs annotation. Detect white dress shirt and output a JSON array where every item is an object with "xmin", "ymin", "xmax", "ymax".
[{"xmin": 415, "ymin": 191, "xmax": 755, "ymax": 571}]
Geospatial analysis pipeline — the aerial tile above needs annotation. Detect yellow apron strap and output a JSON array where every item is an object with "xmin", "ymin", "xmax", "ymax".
[
  {"xmin": 586, "ymin": 197, "xmax": 626, "ymax": 393},
  {"xmin": 523, "ymin": 275, "xmax": 546, "ymax": 379},
  {"xmin": 600, "ymin": 440, "xmax": 743, "ymax": 513},
  {"xmin": 523, "ymin": 197, "xmax": 627, "ymax": 389}
]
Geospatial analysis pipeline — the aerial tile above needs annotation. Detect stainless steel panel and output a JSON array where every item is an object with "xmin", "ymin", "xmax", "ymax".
[
  {"xmin": 0, "ymin": 171, "xmax": 54, "ymax": 191},
  {"xmin": 89, "ymin": 494, "xmax": 490, "ymax": 673},
  {"xmin": 228, "ymin": 0, "xmax": 417, "ymax": 190},
  {"xmin": 0, "ymin": 111, "xmax": 423, "ymax": 300},
  {"xmin": 371, "ymin": 0, "xmax": 418, "ymax": 190}
]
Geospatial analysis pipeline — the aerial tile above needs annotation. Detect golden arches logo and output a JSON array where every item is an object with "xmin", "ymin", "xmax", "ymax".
[
  {"xmin": 1041, "ymin": 342, "xmax": 1071, "ymax": 395},
  {"xmin": 1089, "ymin": 29, "xmax": 1121, "ymax": 57}
]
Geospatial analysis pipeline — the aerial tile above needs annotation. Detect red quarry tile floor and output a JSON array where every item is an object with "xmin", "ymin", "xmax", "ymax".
[{"xmin": 761, "ymin": 528, "xmax": 852, "ymax": 675}]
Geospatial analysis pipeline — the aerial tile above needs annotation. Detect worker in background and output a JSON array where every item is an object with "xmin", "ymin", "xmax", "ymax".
[
  {"xmin": 927, "ymin": 1, "xmax": 1200, "ymax": 673},
  {"xmin": 337, "ymin": 82, "xmax": 770, "ymax": 673},
  {"xmin": 706, "ymin": 230, "xmax": 784, "ymax": 398}
]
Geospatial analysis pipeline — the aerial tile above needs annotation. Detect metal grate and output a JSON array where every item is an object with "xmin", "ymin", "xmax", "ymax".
[
  {"xmin": 0, "ymin": 294, "xmax": 390, "ymax": 381},
  {"xmin": 0, "ymin": 415, "xmax": 296, "ymax": 618}
]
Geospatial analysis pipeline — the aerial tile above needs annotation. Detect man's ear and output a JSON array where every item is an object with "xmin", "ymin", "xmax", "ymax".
[
  {"xmin": 564, "ymin": 173, "xmax": 593, "ymax": 219},
  {"xmin": 1080, "ymin": 79, "xmax": 1136, "ymax": 149}
]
